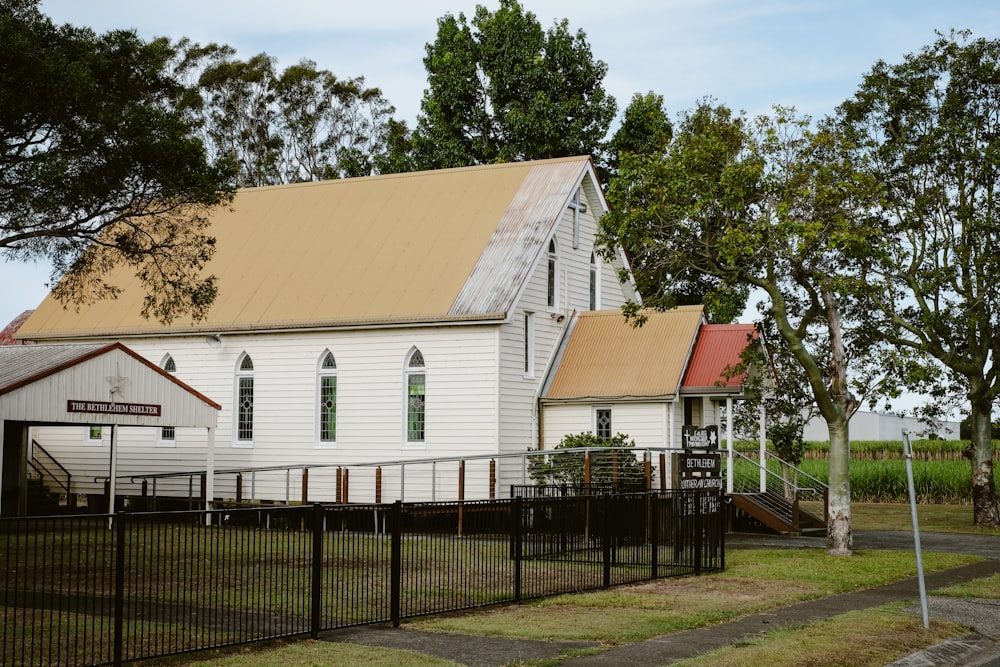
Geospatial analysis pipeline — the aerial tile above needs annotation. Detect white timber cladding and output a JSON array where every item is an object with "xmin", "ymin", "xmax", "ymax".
[
  {"xmin": 541, "ymin": 402, "xmax": 677, "ymax": 487},
  {"xmin": 497, "ymin": 186, "xmax": 627, "ymax": 452},
  {"xmin": 31, "ymin": 326, "xmax": 500, "ymax": 501},
  {"xmin": 542, "ymin": 403, "xmax": 672, "ymax": 450}
]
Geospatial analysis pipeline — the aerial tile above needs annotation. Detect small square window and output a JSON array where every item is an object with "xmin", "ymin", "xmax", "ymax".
[{"xmin": 85, "ymin": 426, "xmax": 103, "ymax": 445}]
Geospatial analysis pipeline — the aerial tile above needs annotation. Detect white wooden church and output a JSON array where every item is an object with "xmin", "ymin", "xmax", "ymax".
[{"xmin": 12, "ymin": 156, "xmax": 751, "ymax": 507}]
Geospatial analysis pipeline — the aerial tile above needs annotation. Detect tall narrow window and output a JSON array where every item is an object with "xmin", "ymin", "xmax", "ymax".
[
  {"xmin": 160, "ymin": 354, "xmax": 176, "ymax": 444},
  {"xmin": 524, "ymin": 312, "xmax": 535, "ymax": 377},
  {"xmin": 547, "ymin": 239, "xmax": 558, "ymax": 308},
  {"xmin": 595, "ymin": 407, "xmax": 613, "ymax": 440},
  {"xmin": 318, "ymin": 350, "xmax": 337, "ymax": 445},
  {"xmin": 589, "ymin": 253, "xmax": 598, "ymax": 310},
  {"xmin": 236, "ymin": 353, "xmax": 254, "ymax": 444},
  {"xmin": 405, "ymin": 348, "xmax": 425, "ymax": 444}
]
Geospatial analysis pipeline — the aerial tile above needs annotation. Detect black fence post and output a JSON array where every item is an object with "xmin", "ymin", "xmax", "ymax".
[
  {"xmin": 390, "ymin": 501, "xmax": 402, "ymax": 627},
  {"xmin": 113, "ymin": 514, "xmax": 126, "ymax": 667},
  {"xmin": 694, "ymin": 491, "xmax": 703, "ymax": 576},
  {"xmin": 650, "ymin": 493, "xmax": 659, "ymax": 579},
  {"xmin": 602, "ymin": 495, "xmax": 611, "ymax": 589},
  {"xmin": 719, "ymin": 491, "xmax": 727, "ymax": 571},
  {"xmin": 512, "ymin": 497, "xmax": 522, "ymax": 604},
  {"xmin": 311, "ymin": 503, "xmax": 323, "ymax": 639}
]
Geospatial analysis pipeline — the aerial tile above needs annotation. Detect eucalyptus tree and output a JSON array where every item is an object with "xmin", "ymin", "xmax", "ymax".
[
  {"xmin": 177, "ymin": 44, "xmax": 397, "ymax": 186},
  {"xmin": 838, "ymin": 31, "xmax": 1000, "ymax": 526},
  {"xmin": 412, "ymin": 0, "xmax": 616, "ymax": 169},
  {"xmin": 1, "ymin": 0, "xmax": 234, "ymax": 323},
  {"xmin": 599, "ymin": 103, "xmax": 884, "ymax": 555}
]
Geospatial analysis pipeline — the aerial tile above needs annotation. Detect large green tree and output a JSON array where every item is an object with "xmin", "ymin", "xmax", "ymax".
[
  {"xmin": 838, "ymin": 31, "xmax": 1000, "ymax": 526},
  {"xmin": 600, "ymin": 103, "xmax": 884, "ymax": 555},
  {"xmin": 0, "ymin": 0, "xmax": 234, "ymax": 323},
  {"xmin": 412, "ymin": 0, "xmax": 616, "ymax": 169},
  {"xmin": 604, "ymin": 92, "xmax": 748, "ymax": 323}
]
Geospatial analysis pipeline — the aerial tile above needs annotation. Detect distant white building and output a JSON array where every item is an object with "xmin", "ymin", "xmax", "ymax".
[{"xmin": 803, "ymin": 411, "xmax": 960, "ymax": 442}]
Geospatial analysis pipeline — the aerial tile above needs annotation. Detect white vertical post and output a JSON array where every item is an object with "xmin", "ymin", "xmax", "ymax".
[
  {"xmin": 205, "ymin": 427, "xmax": 215, "ymax": 526},
  {"xmin": 726, "ymin": 397, "xmax": 734, "ymax": 494},
  {"xmin": 669, "ymin": 400, "xmax": 676, "ymax": 450},
  {"xmin": 108, "ymin": 425, "xmax": 118, "ymax": 521},
  {"xmin": 759, "ymin": 403, "xmax": 767, "ymax": 492},
  {"xmin": 902, "ymin": 430, "xmax": 929, "ymax": 628}
]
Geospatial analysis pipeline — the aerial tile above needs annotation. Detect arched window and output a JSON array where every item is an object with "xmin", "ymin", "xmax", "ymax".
[
  {"xmin": 235, "ymin": 353, "xmax": 254, "ymax": 444},
  {"xmin": 318, "ymin": 350, "xmax": 337, "ymax": 445},
  {"xmin": 160, "ymin": 355, "xmax": 176, "ymax": 443},
  {"xmin": 589, "ymin": 252, "xmax": 600, "ymax": 310},
  {"xmin": 547, "ymin": 239, "xmax": 558, "ymax": 308},
  {"xmin": 404, "ymin": 348, "xmax": 425, "ymax": 445}
]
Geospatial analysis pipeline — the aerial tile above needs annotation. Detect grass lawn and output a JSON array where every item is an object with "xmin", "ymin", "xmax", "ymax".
[
  {"xmin": 162, "ymin": 503, "xmax": 998, "ymax": 666},
  {"xmin": 850, "ymin": 502, "xmax": 1000, "ymax": 535}
]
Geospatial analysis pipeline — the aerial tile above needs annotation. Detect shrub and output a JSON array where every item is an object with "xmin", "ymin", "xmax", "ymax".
[{"xmin": 528, "ymin": 432, "xmax": 645, "ymax": 490}]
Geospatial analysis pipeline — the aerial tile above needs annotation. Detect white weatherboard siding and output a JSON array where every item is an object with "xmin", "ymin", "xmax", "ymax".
[
  {"xmin": 542, "ymin": 402, "xmax": 672, "ymax": 450},
  {"xmin": 540, "ymin": 402, "xmax": 676, "ymax": 486},
  {"xmin": 495, "ymin": 189, "xmax": 630, "ymax": 494},
  {"xmin": 32, "ymin": 326, "xmax": 501, "ymax": 502}
]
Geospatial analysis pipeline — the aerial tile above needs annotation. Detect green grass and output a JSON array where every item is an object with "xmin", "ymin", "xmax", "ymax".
[
  {"xmin": 934, "ymin": 572, "xmax": 1000, "ymax": 599},
  {"xmin": 407, "ymin": 549, "xmax": 978, "ymax": 644},
  {"xmin": 174, "ymin": 640, "xmax": 459, "ymax": 667},
  {"xmin": 670, "ymin": 604, "xmax": 962, "ymax": 667},
  {"xmin": 794, "ymin": 459, "xmax": 973, "ymax": 503},
  {"xmin": 848, "ymin": 502, "xmax": 1000, "ymax": 535}
]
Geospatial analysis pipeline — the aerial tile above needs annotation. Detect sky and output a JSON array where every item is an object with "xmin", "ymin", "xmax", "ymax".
[{"xmin": 5, "ymin": 0, "xmax": 1000, "ymax": 330}]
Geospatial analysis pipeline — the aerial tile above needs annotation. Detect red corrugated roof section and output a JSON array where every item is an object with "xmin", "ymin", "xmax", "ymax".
[
  {"xmin": 682, "ymin": 324, "xmax": 757, "ymax": 390},
  {"xmin": 0, "ymin": 310, "xmax": 33, "ymax": 346}
]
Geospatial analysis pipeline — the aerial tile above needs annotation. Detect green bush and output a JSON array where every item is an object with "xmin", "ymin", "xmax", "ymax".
[{"xmin": 529, "ymin": 432, "xmax": 645, "ymax": 490}]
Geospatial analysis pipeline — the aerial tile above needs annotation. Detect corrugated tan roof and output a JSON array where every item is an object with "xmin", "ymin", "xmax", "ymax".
[
  {"xmin": 19, "ymin": 156, "xmax": 594, "ymax": 339},
  {"xmin": 543, "ymin": 306, "xmax": 705, "ymax": 401},
  {"xmin": 682, "ymin": 324, "xmax": 757, "ymax": 392}
]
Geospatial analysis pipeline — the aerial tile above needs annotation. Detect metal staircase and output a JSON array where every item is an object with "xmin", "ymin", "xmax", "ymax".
[
  {"xmin": 726, "ymin": 450, "xmax": 827, "ymax": 536},
  {"xmin": 26, "ymin": 440, "xmax": 74, "ymax": 515}
]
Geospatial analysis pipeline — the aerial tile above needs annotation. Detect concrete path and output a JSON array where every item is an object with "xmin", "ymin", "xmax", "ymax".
[{"xmin": 322, "ymin": 530, "xmax": 1000, "ymax": 666}]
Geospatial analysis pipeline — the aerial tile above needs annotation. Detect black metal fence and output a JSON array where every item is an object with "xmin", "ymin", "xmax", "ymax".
[{"xmin": 0, "ymin": 490, "xmax": 724, "ymax": 666}]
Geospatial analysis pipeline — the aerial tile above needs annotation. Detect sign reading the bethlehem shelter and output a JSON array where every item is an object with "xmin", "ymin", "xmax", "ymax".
[{"xmin": 67, "ymin": 400, "xmax": 162, "ymax": 417}]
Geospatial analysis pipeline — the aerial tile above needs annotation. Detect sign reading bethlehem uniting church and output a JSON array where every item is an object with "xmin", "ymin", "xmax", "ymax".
[{"xmin": 67, "ymin": 400, "xmax": 162, "ymax": 417}]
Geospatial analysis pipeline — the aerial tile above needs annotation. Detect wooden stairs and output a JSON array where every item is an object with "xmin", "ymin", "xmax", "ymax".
[{"xmin": 729, "ymin": 491, "xmax": 826, "ymax": 536}]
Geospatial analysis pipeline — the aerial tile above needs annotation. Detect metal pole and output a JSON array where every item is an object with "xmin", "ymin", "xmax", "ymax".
[
  {"xmin": 902, "ymin": 430, "xmax": 929, "ymax": 628},
  {"xmin": 108, "ymin": 425, "xmax": 118, "ymax": 521},
  {"xmin": 759, "ymin": 403, "xmax": 767, "ymax": 492}
]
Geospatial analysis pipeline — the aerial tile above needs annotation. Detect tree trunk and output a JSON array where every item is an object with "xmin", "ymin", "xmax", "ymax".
[
  {"xmin": 826, "ymin": 415, "xmax": 853, "ymax": 555},
  {"xmin": 966, "ymin": 386, "xmax": 999, "ymax": 527}
]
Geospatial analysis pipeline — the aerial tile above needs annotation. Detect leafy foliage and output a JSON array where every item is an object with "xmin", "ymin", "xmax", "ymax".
[
  {"xmin": 528, "ymin": 432, "xmax": 646, "ymax": 490},
  {"xmin": 0, "ymin": 0, "xmax": 235, "ymax": 322},
  {"xmin": 837, "ymin": 30, "xmax": 1000, "ymax": 526},
  {"xmin": 412, "ymin": 0, "xmax": 616, "ymax": 169},
  {"xmin": 599, "ymin": 101, "xmax": 892, "ymax": 554},
  {"xmin": 173, "ymin": 41, "xmax": 398, "ymax": 186}
]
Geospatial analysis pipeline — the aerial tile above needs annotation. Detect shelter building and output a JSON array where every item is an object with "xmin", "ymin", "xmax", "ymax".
[{"xmin": 0, "ymin": 343, "xmax": 219, "ymax": 516}]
